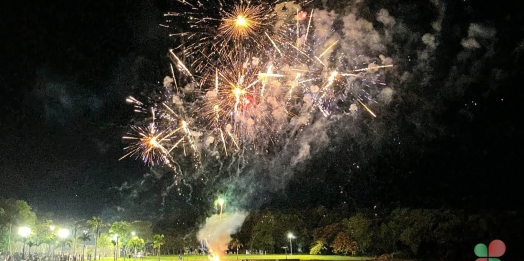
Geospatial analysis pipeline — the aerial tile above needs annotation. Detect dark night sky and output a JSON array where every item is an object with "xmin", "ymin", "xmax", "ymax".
[
  {"xmin": 1, "ymin": 0, "xmax": 524, "ymax": 221},
  {"xmin": 0, "ymin": 0, "xmax": 169, "ymax": 217}
]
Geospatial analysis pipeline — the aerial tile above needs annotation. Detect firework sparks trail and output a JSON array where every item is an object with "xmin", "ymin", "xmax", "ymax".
[
  {"xmin": 164, "ymin": 0, "xmax": 275, "ymax": 74},
  {"xmin": 122, "ymin": 0, "xmax": 393, "ymax": 173}
]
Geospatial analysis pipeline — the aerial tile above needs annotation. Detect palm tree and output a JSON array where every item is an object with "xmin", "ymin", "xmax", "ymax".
[
  {"xmin": 58, "ymin": 239, "xmax": 73, "ymax": 258},
  {"xmin": 127, "ymin": 237, "xmax": 145, "ymax": 261},
  {"xmin": 27, "ymin": 240, "xmax": 36, "ymax": 257},
  {"xmin": 42, "ymin": 234, "xmax": 56, "ymax": 256},
  {"xmin": 229, "ymin": 238, "xmax": 243, "ymax": 260},
  {"xmin": 70, "ymin": 219, "xmax": 86, "ymax": 257},
  {"xmin": 78, "ymin": 233, "xmax": 91, "ymax": 261},
  {"xmin": 153, "ymin": 234, "xmax": 164, "ymax": 261},
  {"xmin": 87, "ymin": 217, "xmax": 103, "ymax": 260}
]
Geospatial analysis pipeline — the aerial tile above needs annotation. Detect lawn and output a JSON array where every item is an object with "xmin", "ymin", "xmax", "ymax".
[{"xmin": 97, "ymin": 254, "xmax": 374, "ymax": 261}]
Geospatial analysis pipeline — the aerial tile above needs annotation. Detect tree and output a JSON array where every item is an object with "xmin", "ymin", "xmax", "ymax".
[
  {"xmin": 272, "ymin": 211, "xmax": 308, "ymax": 253},
  {"xmin": 0, "ymin": 198, "xmax": 37, "ymax": 252},
  {"xmin": 70, "ymin": 219, "xmax": 87, "ymax": 256},
  {"xmin": 58, "ymin": 239, "xmax": 73, "ymax": 255},
  {"xmin": 245, "ymin": 210, "xmax": 309, "ymax": 254},
  {"xmin": 232, "ymin": 211, "xmax": 259, "ymax": 252},
  {"xmin": 251, "ymin": 212, "xmax": 276, "ymax": 253},
  {"xmin": 229, "ymin": 238, "xmax": 243, "ymax": 260},
  {"xmin": 153, "ymin": 234, "xmax": 164, "ymax": 261},
  {"xmin": 309, "ymin": 240, "xmax": 326, "ymax": 255},
  {"xmin": 97, "ymin": 233, "xmax": 115, "ymax": 257},
  {"xmin": 127, "ymin": 236, "xmax": 145, "ymax": 261},
  {"xmin": 163, "ymin": 235, "xmax": 186, "ymax": 255},
  {"xmin": 343, "ymin": 213, "xmax": 372, "ymax": 254},
  {"xmin": 109, "ymin": 221, "xmax": 131, "ymax": 258},
  {"xmin": 34, "ymin": 219, "xmax": 56, "ymax": 255},
  {"xmin": 331, "ymin": 231, "xmax": 357, "ymax": 255},
  {"xmin": 78, "ymin": 232, "xmax": 91, "ymax": 261},
  {"xmin": 87, "ymin": 217, "xmax": 103, "ymax": 260},
  {"xmin": 27, "ymin": 240, "xmax": 37, "ymax": 257},
  {"xmin": 397, "ymin": 209, "xmax": 436, "ymax": 257},
  {"xmin": 312, "ymin": 223, "xmax": 344, "ymax": 253}
]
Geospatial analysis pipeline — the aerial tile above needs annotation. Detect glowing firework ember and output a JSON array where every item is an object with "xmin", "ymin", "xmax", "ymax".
[
  {"xmin": 123, "ymin": 1, "xmax": 393, "ymax": 171},
  {"xmin": 218, "ymin": 4, "xmax": 269, "ymax": 43}
]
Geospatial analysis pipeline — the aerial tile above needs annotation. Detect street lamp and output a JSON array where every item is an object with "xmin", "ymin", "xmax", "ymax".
[
  {"xmin": 58, "ymin": 228, "xmax": 70, "ymax": 256},
  {"xmin": 18, "ymin": 226, "xmax": 31, "ymax": 260},
  {"xmin": 282, "ymin": 246, "xmax": 288, "ymax": 259},
  {"xmin": 287, "ymin": 233, "xmax": 295, "ymax": 256},
  {"xmin": 131, "ymin": 232, "xmax": 137, "ymax": 259},
  {"xmin": 112, "ymin": 234, "xmax": 119, "ymax": 261}
]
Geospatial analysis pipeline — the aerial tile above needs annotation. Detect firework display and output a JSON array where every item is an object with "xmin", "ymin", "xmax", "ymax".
[{"xmin": 122, "ymin": 0, "xmax": 393, "ymax": 173}]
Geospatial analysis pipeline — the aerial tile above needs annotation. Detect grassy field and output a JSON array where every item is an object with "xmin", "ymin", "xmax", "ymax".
[{"xmin": 97, "ymin": 254, "xmax": 374, "ymax": 261}]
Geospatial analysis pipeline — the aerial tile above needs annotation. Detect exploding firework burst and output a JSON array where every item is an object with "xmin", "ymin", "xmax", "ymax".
[
  {"xmin": 200, "ymin": 55, "xmax": 288, "ymax": 154},
  {"xmin": 120, "ymin": 121, "xmax": 173, "ymax": 166},
  {"xmin": 163, "ymin": 0, "xmax": 275, "ymax": 74},
  {"xmin": 123, "ymin": 1, "xmax": 393, "ymax": 170},
  {"xmin": 121, "ymin": 95, "xmax": 201, "ymax": 169}
]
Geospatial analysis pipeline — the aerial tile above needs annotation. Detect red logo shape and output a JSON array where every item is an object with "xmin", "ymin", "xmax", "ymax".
[{"xmin": 488, "ymin": 239, "xmax": 506, "ymax": 257}]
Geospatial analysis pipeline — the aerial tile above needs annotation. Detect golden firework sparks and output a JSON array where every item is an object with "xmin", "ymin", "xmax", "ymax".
[
  {"xmin": 218, "ymin": 4, "xmax": 269, "ymax": 44},
  {"xmin": 123, "ymin": 1, "xmax": 395, "ymax": 169}
]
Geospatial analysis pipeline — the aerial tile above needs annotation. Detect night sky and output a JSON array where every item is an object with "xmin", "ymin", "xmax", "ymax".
[{"xmin": 1, "ymin": 0, "xmax": 524, "ymax": 222}]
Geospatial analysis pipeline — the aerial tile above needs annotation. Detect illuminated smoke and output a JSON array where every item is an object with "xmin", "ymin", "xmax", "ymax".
[{"xmin": 197, "ymin": 212, "xmax": 247, "ymax": 255}]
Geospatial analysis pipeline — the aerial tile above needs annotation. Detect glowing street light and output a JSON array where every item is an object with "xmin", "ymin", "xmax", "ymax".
[
  {"xmin": 18, "ymin": 226, "xmax": 31, "ymax": 260},
  {"xmin": 287, "ymin": 233, "xmax": 295, "ymax": 256},
  {"xmin": 58, "ymin": 228, "xmax": 70, "ymax": 255},
  {"xmin": 58, "ymin": 228, "xmax": 70, "ymax": 239}
]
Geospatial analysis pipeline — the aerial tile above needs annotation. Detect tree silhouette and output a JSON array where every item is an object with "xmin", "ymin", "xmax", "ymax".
[
  {"xmin": 153, "ymin": 234, "xmax": 164, "ymax": 261},
  {"xmin": 87, "ymin": 217, "xmax": 104, "ymax": 260},
  {"xmin": 78, "ymin": 233, "xmax": 91, "ymax": 261},
  {"xmin": 229, "ymin": 238, "xmax": 243, "ymax": 260}
]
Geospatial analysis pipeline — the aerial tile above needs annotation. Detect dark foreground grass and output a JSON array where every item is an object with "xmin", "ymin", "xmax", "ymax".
[{"xmin": 98, "ymin": 254, "xmax": 374, "ymax": 261}]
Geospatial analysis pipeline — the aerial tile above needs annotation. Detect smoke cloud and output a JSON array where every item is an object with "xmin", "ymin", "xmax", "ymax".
[
  {"xmin": 110, "ymin": 0, "xmax": 506, "ymax": 230},
  {"xmin": 197, "ymin": 212, "xmax": 247, "ymax": 255}
]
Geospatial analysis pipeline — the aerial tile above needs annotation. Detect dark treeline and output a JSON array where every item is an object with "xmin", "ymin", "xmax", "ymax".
[{"xmin": 231, "ymin": 206, "xmax": 524, "ymax": 260}]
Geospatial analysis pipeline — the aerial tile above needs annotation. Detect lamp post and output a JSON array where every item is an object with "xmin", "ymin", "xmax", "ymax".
[
  {"xmin": 18, "ymin": 226, "xmax": 31, "ymax": 260},
  {"xmin": 58, "ymin": 228, "xmax": 70, "ymax": 258},
  {"xmin": 131, "ymin": 232, "xmax": 137, "ymax": 260},
  {"xmin": 287, "ymin": 233, "xmax": 295, "ymax": 256},
  {"xmin": 113, "ymin": 234, "xmax": 119, "ymax": 261}
]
